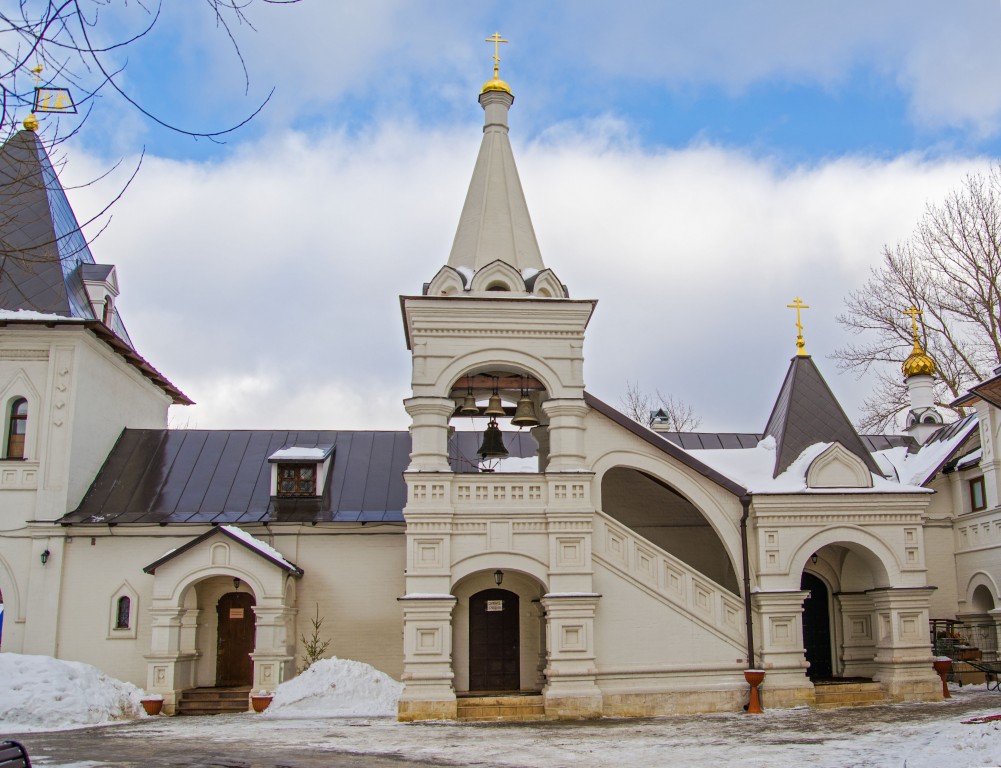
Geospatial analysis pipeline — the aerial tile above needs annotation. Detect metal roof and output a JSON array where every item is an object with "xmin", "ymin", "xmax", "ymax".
[
  {"xmin": 762, "ymin": 355, "xmax": 882, "ymax": 478},
  {"xmin": 62, "ymin": 428, "xmax": 538, "ymax": 526},
  {"xmin": 0, "ymin": 129, "xmax": 132, "ymax": 346},
  {"xmin": 655, "ymin": 432, "xmax": 914, "ymax": 453}
]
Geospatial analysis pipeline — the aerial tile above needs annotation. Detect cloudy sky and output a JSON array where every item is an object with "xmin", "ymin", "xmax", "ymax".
[{"xmin": 35, "ymin": 1, "xmax": 1001, "ymax": 432}]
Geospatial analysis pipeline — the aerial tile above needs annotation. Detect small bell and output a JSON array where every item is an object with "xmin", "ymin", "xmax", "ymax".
[
  {"xmin": 484, "ymin": 392, "xmax": 506, "ymax": 417},
  {"xmin": 478, "ymin": 419, "xmax": 509, "ymax": 458},
  {"xmin": 459, "ymin": 391, "xmax": 479, "ymax": 415},
  {"xmin": 510, "ymin": 395, "xmax": 539, "ymax": 427}
]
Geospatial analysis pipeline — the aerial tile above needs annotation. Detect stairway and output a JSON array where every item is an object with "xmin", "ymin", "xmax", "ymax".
[
  {"xmin": 176, "ymin": 686, "xmax": 251, "ymax": 715},
  {"xmin": 592, "ymin": 511, "xmax": 746, "ymax": 651},
  {"xmin": 812, "ymin": 680, "xmax": 887, "ymax": 709},
  {"xmin": 456, "ymin": 693, "xmax": 546, "ymax": 722}
]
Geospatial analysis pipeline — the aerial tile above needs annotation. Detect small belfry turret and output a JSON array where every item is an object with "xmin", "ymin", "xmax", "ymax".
[
  {"xmin": 424, "ymin": 33, "xmax": 568, "ymax": 299},
  {"xmin": 902, "ymin": 306, "xmax": 944, "ymax": 443}
]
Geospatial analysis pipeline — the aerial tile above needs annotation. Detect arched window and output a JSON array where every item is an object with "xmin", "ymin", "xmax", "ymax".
[
  {"xmin": 5, "ymin": 398, "xmax": 27, "ymax": 459},
  {"xmin": 115, "ymin": 595, "xmax": 131, "ymax": 630}
]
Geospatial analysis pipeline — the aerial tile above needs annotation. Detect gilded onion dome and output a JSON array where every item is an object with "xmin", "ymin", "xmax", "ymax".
[
  {"xmin": 902, "ymin": 306, "xmax": 936, "ymax": 378},
  {"xmin": 903, "ymin": 340, "xmax": 936, "ymax": 378},
  {"xmin": 481, "ymin": 76, "xmax": 512, "ymax": 95}
]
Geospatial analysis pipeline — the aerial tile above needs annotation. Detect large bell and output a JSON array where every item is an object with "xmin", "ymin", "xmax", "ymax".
[
  {"xmin": 484, "ymin": 392, "xmax": 506, "ymax": 417},
  {"xmin": 478, "ymin": 419, "xmax": 509, "ymax": 458},
  {"xmin": 459, "ymin": 392, "xmax": 479, "ymax": 415},
  {"xmin": 510, "ymin": 395, "xmax": 539, "ymax": 427}
]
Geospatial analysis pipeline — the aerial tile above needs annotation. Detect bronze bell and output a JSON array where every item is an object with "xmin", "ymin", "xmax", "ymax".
[
  {"xmin": 478, "ymin": 418, "xmax": 509, "ymax": 458},
  {"xmin": 459, "ymin": 391, "xmax": 479, "ymax": 415},
  {"xmin": 484, "ymin": 392, "xmax": 506, "ymax": 417},
  {"xmin": 510, "ymin": 394, "xmax": 539, "ymax": 427}
]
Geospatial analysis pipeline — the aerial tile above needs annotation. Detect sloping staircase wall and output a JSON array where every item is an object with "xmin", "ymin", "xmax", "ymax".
[{"xmin": 592, "ymin": 510, "xmax": 746, "ymax": 652}]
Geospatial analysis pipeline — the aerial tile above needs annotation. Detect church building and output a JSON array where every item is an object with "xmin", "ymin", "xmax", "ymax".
[{"xmin": 1, "ymin": 54, "xmax": 999, "ymax": 721}]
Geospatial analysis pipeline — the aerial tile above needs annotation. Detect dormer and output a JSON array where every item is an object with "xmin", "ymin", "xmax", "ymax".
[
  {"xmin": 80, "ymin": 263, "xmax": 120, "ymax": 324},
  {"xmin": 268, "ymin": 444, "xmax": 334, "ymax": 498},
  {"xmin": 806, "ymin": 443, "xmax": 874, "ymax": 489}
]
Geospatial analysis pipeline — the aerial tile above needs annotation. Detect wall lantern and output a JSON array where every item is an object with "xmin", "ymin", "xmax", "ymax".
[
  {"xmin": 494, "ymin": 569, "xmax": 504, "ymax": 586},
  {"xmin": 811, "ymin": 553, "xmax": 819, "ymax": 565},
  {"xmin": 233, "ymin": 577, "xmax": 241, "ymax": 590},
  {"xmin": 40, "ymin": 548, "xmax": 50, "ymax": 565}
]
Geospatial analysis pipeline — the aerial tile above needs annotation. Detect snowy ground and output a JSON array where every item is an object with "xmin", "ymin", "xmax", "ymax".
[{"xmin": 8, "ymin": 687, "xmax": 1001, "ymax": 767}]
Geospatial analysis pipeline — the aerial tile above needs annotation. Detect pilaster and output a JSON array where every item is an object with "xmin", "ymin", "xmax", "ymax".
[
  {"xmin": 397, "ymin": 594, "xmax": 458, "ymax": 721},
  {"xmin": 867, "ymin": 587, "xmax": 940, "ymax": 701},
  {"xmin": 976, "ymin": 401, "xmax": 1001, "ymax": 510},
  {"xmin": 542, "ymin": 399, "xmax": 588, "ymax": 472},
  {"xmin": 541, "ymin": 592, "xmax": 602, "ymax": 719},
  {"xmin": 404, "ymin": 397, "xmax": 455, "ymax": 472},
  {"xmin": 836, "ymin": 592, "xmax": 877, "ymax": 678},
  {"xmin": 751, "ymin": 590, "xmax": 814, "ymax": 707}
]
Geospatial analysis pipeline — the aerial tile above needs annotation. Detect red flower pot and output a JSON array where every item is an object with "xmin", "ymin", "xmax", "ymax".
[
  {"xmin": 141, "ymin": 698, "xmax": 163, "ymax": 716},
  {"xmin": 744, "ymin": 669, "xmax": 765, "ymax": 714},
  {"xmin": 251, "ymin": 695, "xmax": 273, "ymax": 713},
  {"xmin": 932, "ymin": 659, "xmax": 952, "ymax": 699}
]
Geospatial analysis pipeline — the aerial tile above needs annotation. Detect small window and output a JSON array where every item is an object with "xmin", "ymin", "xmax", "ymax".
[
  {"xmin": 970, "ymin": 476, "xmax": 986, "ymax": 512},
  {"xmin": 5, "ymin": 398, "xmax": 27, "ymax": 459},
  {"xmin": 277, "ymin": 463, "xmax": 317, "ymax": 497},
  {"xmin": 115, "ymin": 596, "xmax": 131, "ymax": 629}
]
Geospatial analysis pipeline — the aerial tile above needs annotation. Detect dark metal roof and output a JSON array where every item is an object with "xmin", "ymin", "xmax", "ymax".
[
  {"xmin": 656, "ymin": 432, "xmax": 913, "ymax": 453},
  {"xmin": 953, "ymin": 370, "xmax": 1001, "ymax": 410},
  {"xmin": 762, "ymin": 355, "xmax": 881, "ymax": 478},
  {"xmin": 62, "ymin": 428, "xmax": 539, "ymax": 526},
  {"xmin": 0, "ymin": 129, "xmax": 132, "ymax": 346},
  {"xmin": 584, "ymin": 391, "xmax": 748, "ymax": 497},
  {"xmin": 143, "ymin": 526, "xmax": 304, "ymax": 576}
]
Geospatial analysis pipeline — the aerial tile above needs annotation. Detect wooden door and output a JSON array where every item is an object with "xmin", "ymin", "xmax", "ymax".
[
  {"xmin": 801, "ymin": 572, "xmax": 833, "ymax": 679},
  {"xmin": 216, "ymin": 592, "xmax": 256, "ymax": 687},
  {"xmin": 469, "ymin": 588, "xmax": 520, "ymax": 691}
]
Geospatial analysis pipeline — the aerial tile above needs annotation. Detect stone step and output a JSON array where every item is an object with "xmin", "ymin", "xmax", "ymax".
[
  {"xmin": 457, "ymin": 695, "xmax": 545, "ymax": 722},
  {"xmin": 813, "ymin": 682, "xmax": 887, "ymax": 709},
  {"xmin": 177, "ymin": 687, "xmax": 251, "ymax": 716}
]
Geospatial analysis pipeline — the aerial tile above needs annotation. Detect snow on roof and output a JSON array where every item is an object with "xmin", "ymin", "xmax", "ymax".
[
  {"xmin": 220, "ymin": 525, "xmax": 299, "ymax": 572},
  {"xmin": 0, "ymin": 308, "xmax": 83, "ymax": 321},
  {"xmin": 874, "ymin": 415, "xmax": 979, "ymax": 486},
  {"xmin": 689, "ymin": 436, "xmax": 927, "ymax": 494},
  {"xmin": 268, "ymin": 445, "xmax": 332, "ymax": 462}
]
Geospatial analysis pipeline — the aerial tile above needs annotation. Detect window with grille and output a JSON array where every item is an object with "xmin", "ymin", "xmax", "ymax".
[
  {"xmin": 277, "ymin": 463, "xmax": 317, "ymax": 497},
  {"xmin": 115, "ymin": 596, "xmax": 131, "ymax": 629}
]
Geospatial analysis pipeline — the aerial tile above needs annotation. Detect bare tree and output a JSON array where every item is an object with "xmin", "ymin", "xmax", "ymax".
[
  {"xmin": 620, "ymin": 380, "xmax": 702, "ymax": 431},
  {"xmin": 835, "ymin": 164, "xmax": 1001, "ymax": 431}
]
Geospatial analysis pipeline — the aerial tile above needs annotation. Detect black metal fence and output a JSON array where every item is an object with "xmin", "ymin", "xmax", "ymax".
[{"xmin": 930, "ymin": 618, "xmax": 998, "ymax": 661}]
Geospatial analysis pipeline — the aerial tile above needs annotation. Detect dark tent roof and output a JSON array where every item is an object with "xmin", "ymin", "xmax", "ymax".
[
  {"xmin": 0, "ymin": 129, "xmax": 132, "ymax": 345},
  {"xmin": 762, "ymin": 355, "xmax": 881, "ymax": 478},
  {"xmin": 62, "ymin": 428, "xmax": 538, "ymax": 526}
]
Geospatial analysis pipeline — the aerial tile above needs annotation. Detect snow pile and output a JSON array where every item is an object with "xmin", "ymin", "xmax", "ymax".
[
  {"xmin": 0, "ymin": 653, "xmax": 144, "ymax": 732},
  {"xmin": 264, "ymin": 657, "xmax": 402, "ymax": 718}
]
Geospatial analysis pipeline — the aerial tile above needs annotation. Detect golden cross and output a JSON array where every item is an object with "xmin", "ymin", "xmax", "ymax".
[
  {"xmin": 904, "ymin": 305, "xmax": 922, "ymax": 343},
  {"xmin": 485, "ymin": 32, "xmax": 508, "ymax": 79},
  {"xmin": 30, "ymin": 63, "xmax": 43, "ymax": 87},
  {"xmin": 787, "ymin": 297, "xmax": 810, "ymax": 356}
]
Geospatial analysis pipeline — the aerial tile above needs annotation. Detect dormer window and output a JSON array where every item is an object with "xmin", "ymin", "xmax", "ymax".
[
  {"xmin": 278, "ymin": 464, "xmax": 316, "ymax": 497},
  {"xmin": 5, "ymin": 398, "xmax": 27, "ymax": 459},
  {"xmin": 268, "ymin": 445, "xmax": 334, "ymax": 499}
]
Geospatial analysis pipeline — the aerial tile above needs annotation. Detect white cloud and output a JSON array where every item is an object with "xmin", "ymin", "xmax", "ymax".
[{"xmin": 63, "ymin": 110, "xmax": 990, "ymax": 433}]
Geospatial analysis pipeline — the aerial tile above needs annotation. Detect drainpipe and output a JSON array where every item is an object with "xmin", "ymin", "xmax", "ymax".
[{"xmin": 739, "ymin": 494, "xmax": 755, "ymax": 668}]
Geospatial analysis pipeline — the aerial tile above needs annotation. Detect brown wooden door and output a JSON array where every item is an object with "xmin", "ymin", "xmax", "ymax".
[
  {"xmin": 469, "ymin": 588, "xmax": 520, "ymax": 691},
  {"xmin": 216, "ymin": 592, "xmax": 256, "ymax": 686}
]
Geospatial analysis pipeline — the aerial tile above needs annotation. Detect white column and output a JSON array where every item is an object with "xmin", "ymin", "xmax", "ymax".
[
  {"xmin": 250, "ymin": 604, "xmax": 297, "ymax": 697},
  {"xmin": 145, "ymin": 605, "xmax": 199, "ymax": 715},
  {"xmin": 836, "ymin": 592, "xmax": 877, "ymax": 678},
  {"xmin": 542, "ymin": 400, "xmax": 588, "ymax": 472},
  {"xmin": 404, "ymin": 397, "xmax": 455, "ymax": 472},
  {"xmin": 541, "ymin": 592, "xmax": 602, "ymax": 719},
  {"xmin": 397, "ymin": 595, "xmax": 458, "ymax": 721},
  {"xmin": 976, "ymin": 402, "xmax": 1001, "ymax": 510},
  {"xmin": 868, "ymin": 587, "xmax": 940, "ymax": 701},
  {"xmin": 751, "ymin": 590, "xmax": 814, "ymax": 707}
]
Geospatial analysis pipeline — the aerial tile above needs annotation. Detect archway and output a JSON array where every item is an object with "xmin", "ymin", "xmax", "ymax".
[
  {"xmin": 469, "ymin": 588, "xmax": 520, "ymax": 691},
  {"xmin": 601, "ymin": 466, "xmax": 739, "ymax": 591},
  {"xmin": 800, "ymin": 572, "xmax": 833, "ymax": 679}
]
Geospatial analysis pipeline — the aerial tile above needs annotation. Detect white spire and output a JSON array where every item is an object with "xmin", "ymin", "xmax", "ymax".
[{"xmin": 446, "ymin": 88, "xmax": 545, "ymax": 274}]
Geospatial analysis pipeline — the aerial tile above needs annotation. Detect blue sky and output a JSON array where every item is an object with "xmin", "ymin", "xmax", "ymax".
[{"xmin": 18, "ymin": 1, "xmax": 1001, "ymax": 431}]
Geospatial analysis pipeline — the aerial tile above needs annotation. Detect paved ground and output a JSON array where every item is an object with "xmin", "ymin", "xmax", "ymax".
[{"xmin": 8, "ymin": 688, "xmax": 1001, "ymax": 768}]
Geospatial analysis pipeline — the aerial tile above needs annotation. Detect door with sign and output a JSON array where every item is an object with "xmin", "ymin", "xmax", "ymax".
[
  {"xmin": 469, "ymin": 588, "xmax": 520, "ymax": 691},
  {"xmin": 216, "ymin": 591, "xmax": 256, "ymax": 686}
]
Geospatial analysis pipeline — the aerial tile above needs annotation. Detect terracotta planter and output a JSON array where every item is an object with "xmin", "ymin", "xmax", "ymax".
[
  {"xmin": 743, "ymin": 669, "xmax": 765, "ymax": 714},
  {"xmin": 251, "ymin": 695, "xmax": 273, "ymax": 713},
  {"xmin": 933, "ymin": 658, "xmax": 953, "ymax": 699},
  {"xmin": 141, "ymin": 698, "xmax": 163, "ymax": 716}
]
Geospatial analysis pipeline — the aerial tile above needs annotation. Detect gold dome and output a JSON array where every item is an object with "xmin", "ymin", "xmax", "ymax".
[
  {"xmin": 23, "ymin": 113, "xmax": 39, "ymax": 131},
  {"xmin": 481, "ymin": 76, "xmax": 512, "ymax": 95},
  {"xmin": 903, "ymin": 341, "xmax": 936, "ymax": 378}
]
